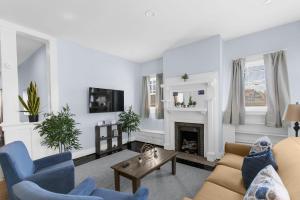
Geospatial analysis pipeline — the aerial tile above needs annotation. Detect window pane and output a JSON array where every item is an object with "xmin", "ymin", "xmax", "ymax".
[
  {"xmin": 148, "ymin": 77, "xmax": 156, "ymax": 108},
  {"xmin": 244, "ymin": 63, "xmax": 266, "ymax": 107}
]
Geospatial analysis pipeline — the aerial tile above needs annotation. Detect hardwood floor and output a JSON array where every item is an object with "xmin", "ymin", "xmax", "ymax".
[{"xmin": 0, "ymin": 180, "xmax": 8, "ymax": 200}]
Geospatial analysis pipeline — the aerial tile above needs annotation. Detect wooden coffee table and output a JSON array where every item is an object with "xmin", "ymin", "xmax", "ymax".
[{"xmin": 111, "ymin": 148, "xmax": 177, "ymax": 193}]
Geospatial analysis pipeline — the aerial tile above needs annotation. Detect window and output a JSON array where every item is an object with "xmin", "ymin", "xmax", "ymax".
[
  {"xmin": 147, "ymin": 76, "xmax": 157, "ymax": 118},
  {"xmin": 149, "ymin": 76, "xmax": 156, "ymax": 107},
  {"xmin": 244, "ymin": 57, "xmax": 267, "ymax": 111}
]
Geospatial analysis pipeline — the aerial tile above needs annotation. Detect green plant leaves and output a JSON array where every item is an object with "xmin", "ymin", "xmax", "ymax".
[
  {"xmin": 18, "ymin": 81, "xmax": 40, "ymax": 115},
  {"xmin": 34, "ymin": 105, "xmax": 81, "ymax": 152},
  {"xmin": 118, "ymin": 106, "xmax": 140, "ymax": 136}
]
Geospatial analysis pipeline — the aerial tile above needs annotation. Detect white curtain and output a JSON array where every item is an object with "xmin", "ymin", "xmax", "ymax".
[
  {"xmin": 264, "ymin": 51, "xmax": 290, "ymax": 127},
  {"xmin": 224, "ymin": 58, "xmax": 246, "ymax": 125},
  {"xmin": 141, "ymin": 76, "xmax": 150, "ymax": 118},
  {"xmin": 155, "ymin": 73, "xmax": 164, "ymax": 119}
]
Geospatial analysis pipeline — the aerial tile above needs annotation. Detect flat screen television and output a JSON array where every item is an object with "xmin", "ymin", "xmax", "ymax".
[{"xmin": 89, "ymin": 87, "xmax": 124, "ymax": 113}]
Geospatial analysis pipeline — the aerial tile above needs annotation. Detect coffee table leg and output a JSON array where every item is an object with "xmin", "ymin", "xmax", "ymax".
[
  {"xmin": 114, "ymin": 170, "xmax": 120, "ymax": 191},
  {"xmin": 132, "ymin": 178, "xmax": 141, "ymax": 193},
  {"xmin": 172, "ymin": 157, "xmax": 176, "ymax": 175}
]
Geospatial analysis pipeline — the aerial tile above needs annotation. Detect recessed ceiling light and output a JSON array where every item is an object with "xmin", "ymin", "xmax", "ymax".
[
  {"xmin": 63, "ymin": 13, "xmax": 75, "ymax": 20},
  {"xmin": 264, "ymin": 0, "xmax": 272, "ymax": 5},
  {"xmin": 145, "ymin": 10, "xmax": 156, "ymax": 17}
]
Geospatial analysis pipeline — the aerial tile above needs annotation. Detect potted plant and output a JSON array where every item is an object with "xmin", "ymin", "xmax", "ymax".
[
  {"xmin": 181, "ymin": 73, "xmax": 189, "ymax": 82},
  {"xmin": 18, "ymin": 81, "xmax": 40, "ymax": 122},
  {"xmin": 188, "ymin": 96, "xmax": 193, "ymax": 107},
  {"xmin": 34, "ymin": 105, "xmax": 81, "ymax": 153},
  {"xmin": 118, "ymin": 106, "xmax": 140, "ymax": 148}
]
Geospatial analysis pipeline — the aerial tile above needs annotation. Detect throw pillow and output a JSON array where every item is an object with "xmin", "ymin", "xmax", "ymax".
[
  {"xmin": 242, "ymin": 150, "xmax": 278, "ymax": 188},
  {"xmin": 250, "ymin": 136, "xmax": 272, "ymax": 155},
  {"xmin": 244, "ymin": 165, "xmax": 290, "ymax": 200}
]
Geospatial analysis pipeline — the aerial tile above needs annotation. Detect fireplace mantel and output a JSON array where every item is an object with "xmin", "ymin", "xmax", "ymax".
[
  {"xmin": 166, "ymin": 107, "xmax": 207, "ymax": 115},
  {"xmin": 163, "ymin": 72, "xmax": 220, "ymax": 162}
]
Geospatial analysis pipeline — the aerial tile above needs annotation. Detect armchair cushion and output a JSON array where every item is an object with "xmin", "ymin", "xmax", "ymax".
[
  {"xmin": 26, "ymin": 160, "xmax": 75, "ymax": 194},
  {"xmin": 13, "ymin": 181, "xmax": 103, "ymax": 200},
  {"xmin": 34, "ymin": 151, "xmax": 72, "ymax": 171}
]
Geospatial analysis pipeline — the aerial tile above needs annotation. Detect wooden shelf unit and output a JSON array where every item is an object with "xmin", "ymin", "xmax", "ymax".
[{"xmin": 95, "ymin": 123, "xmax": 123, "ymax": 157}]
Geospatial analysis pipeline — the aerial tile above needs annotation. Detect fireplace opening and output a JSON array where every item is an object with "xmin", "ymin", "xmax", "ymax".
[{"xmin": 175, "ymin": 122, "xmax": 204, "ymax": 156}]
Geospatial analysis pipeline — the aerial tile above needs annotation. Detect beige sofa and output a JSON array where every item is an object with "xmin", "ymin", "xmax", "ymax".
[{"xmin": 183, "ymin": 137, "xmax": 300, "ymax": 200}]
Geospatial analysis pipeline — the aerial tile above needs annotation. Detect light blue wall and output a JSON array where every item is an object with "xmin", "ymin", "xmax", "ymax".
[
  {"xmin": 223, "ymin": 21, "xmax": 300, "ymax": 109},
  {"xmin": 57, "ymin": 39, "xmax": 141, "ymax": 150},
  {"xmin": 18, "ymin": 45, "xmax": 49, "ymax": 122},
  {"xmin": 140, "ymin": 58, "xmax": 163, "ymax": 76},
  {"xmin": 163, "ymin": 35, "xmax": 222, "ymax": 77},
  {"xmin": 139, "ymin": 58, "xmax": 164, "ymax": 131}
]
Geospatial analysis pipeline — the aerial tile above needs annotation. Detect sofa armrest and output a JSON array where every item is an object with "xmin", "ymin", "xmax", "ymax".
[
  {"xmin": 224, "ymin": 143, "xmax": 251, "ymax": 157},
  {"xmin": 69, "ymin": 177, "xmax": 96, "ymax": 196},
  {"xmin": 34, "ymin": 152, "xmax": 72, "ymax": 171},
  {"xmin": 13, "ymin": 181, "xmax": 103, "ymax": 200}
]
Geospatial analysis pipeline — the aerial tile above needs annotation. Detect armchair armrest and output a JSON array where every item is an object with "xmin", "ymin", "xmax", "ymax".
[
  {"xmin": 69, "ymin": 177, "xmax": 96, "ymax": 196},
  {"xmin": 133, "ymin": 187, "xmax": 149, "ymax": 200},
  {"xmin": 13, "ymin": 181, "xmax": 103, "ymax": 200},
  {"xmin": 224, "ymin": 143, "xmax": 251, "ymax": 157},
  {"xmin": 34, "ymin": 151, "xmax": 72, "ymax": 171}
]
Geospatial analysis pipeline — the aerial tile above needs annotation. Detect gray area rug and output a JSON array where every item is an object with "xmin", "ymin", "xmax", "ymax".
[{"xmin": 75, "ymin": 150, "xmax": 210, "ymax": 200}]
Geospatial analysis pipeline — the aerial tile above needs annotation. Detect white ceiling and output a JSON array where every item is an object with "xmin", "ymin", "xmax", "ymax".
[{"xmin": 0, "ymin": 0, "xmax": 300, "ymax": 63}]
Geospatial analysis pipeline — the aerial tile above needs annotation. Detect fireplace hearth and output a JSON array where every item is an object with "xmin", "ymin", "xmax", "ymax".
[{"xmin": 175, "ymin": 122, "xmax": 204, "ymax": 156}]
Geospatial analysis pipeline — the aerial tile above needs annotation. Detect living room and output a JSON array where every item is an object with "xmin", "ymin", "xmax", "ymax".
[{"xmin": 0, "ymin": 0, "xmax": 300, "ymax": 200}]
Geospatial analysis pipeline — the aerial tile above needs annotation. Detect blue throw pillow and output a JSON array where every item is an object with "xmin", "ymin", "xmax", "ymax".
[{"xmin": 242, "ymin": 150, "xmax": 278, "ymax": 189}]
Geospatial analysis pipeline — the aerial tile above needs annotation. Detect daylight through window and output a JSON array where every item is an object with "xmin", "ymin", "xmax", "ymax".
[{"xmin": 244, "ymin": 58, "xmax": 267, "ymax": 110}]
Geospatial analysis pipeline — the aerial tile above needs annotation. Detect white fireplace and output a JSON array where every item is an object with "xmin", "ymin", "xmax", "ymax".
[{"xmin": 162, "ymin": 72, "xmax": 220, "ymax": 162}]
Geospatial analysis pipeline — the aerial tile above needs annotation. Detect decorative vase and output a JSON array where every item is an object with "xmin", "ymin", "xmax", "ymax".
[{"xmin": 28, "ymin": 115, "xmax": 39, "ymax": 122}]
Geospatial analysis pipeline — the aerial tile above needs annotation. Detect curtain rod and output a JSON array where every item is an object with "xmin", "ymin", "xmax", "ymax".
[{"xmin": 232, "ymin": 48, "xmax": 288, "ymax": 60}]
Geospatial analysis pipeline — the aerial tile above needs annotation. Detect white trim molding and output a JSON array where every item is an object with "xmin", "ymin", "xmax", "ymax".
[{"xmin": 223, "ymin": 123, "xmax": 288, "ymax": 145}]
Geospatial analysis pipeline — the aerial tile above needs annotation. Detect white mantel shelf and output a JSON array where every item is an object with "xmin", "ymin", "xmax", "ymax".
[{"xmin": 167, "ymin": 107, "xmax": 207, "ymax": 114}]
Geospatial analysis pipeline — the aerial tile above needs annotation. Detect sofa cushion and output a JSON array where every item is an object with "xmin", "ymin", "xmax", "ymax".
[
  {"xmin": 242, "ymin": 150, "xmax": 278, "ymax": 189},
  {"xmin": 273, "ymin": 137, "xmax": 300, "ymax": 199},
  {"xmin": 244, "ymin": 165, "xmax": 290, "ymax": 200},
  {"xmin": 206, "ymin": 165, "xmax": 246, "ymax": 195},
  {"xmin": 194, "ymin": 181, "xmax": 243, "ymax": 200},
  {"xmin": 218, "ymin": 153, "xmax": 244, "ymax": 170}
]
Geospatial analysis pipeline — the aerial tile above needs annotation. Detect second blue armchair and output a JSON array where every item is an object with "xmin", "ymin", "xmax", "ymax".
[
  {"xmin": 13, "ymin": 177, "xmax": 149, "ymax": 200},
  {"xmin": 0, "ymin": 141, "xmax": 75, "ymax": 200}
]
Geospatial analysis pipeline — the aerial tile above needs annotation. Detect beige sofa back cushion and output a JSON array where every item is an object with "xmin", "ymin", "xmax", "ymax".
[{"xmin": 273, "ymin": 137, "xmax": 300, "ymax": 199}]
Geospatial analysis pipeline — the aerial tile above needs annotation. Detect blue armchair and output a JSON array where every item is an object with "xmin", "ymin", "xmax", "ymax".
[
  {"xmin": 0, "ymin": 141, "xmax": 75, "ymax": 200},
  {"xmin": 13, "ymin": 177, "xmax": 149, "ymax": 200}
]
